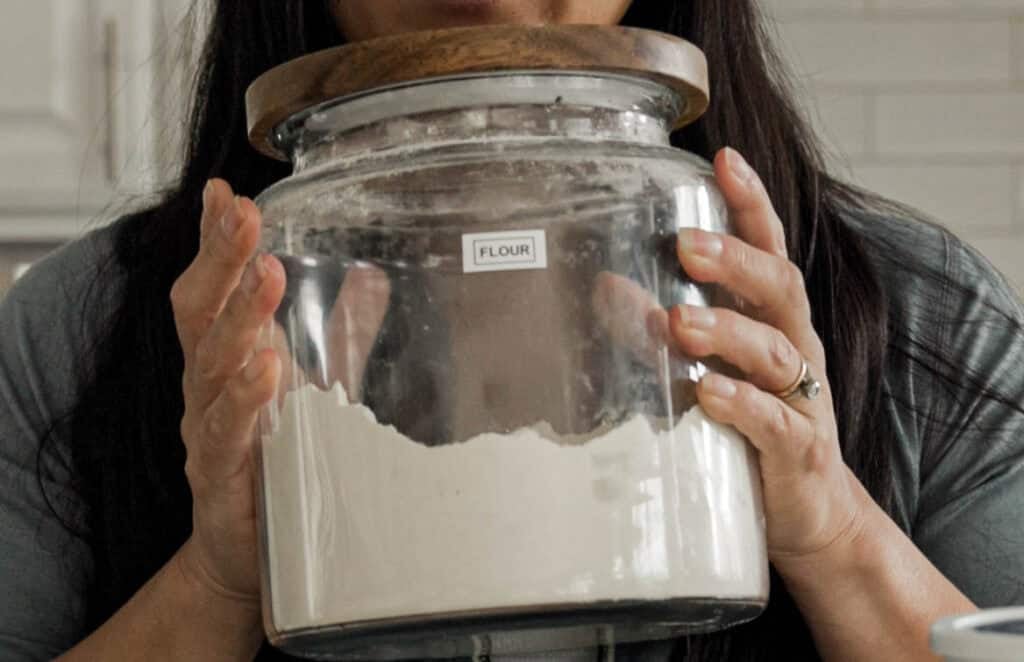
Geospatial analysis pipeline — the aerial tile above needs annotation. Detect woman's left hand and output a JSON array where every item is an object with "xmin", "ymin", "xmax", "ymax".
[
  {"xmin": 670, "ymin": 147, "xmax": 874, "ymax": 568},
  {"xmin": 595, "ymin": 147, "xmax": 974, "ymax": 661}
]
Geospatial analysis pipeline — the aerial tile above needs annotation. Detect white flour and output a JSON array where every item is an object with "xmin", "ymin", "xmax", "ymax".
[{"xmin": 260, "ymin": 384, "xmax": 768, "ymax": 634}]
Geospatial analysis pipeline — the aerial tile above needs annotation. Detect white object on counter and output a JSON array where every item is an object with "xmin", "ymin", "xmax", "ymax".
[{"xmin": 931, "ymin": 607, "xmax": 1024, "ymax": 661}]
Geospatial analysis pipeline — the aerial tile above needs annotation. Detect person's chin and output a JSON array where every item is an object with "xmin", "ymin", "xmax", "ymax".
[
  {"xmin": 410, "ymin": 0, "xmax": 543, "ymax": 29},
  {"xmin": 427, "ymin": 0, "xmax": 507, "ymax": 15}
]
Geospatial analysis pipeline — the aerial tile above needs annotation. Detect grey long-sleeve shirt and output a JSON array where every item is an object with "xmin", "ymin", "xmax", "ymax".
[{"xmin": 1, "ymin": 212, "xmax": 1023, "ymax": 661}]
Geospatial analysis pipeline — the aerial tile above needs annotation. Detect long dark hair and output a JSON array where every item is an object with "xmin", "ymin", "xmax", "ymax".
[{"xmin": 43, "ymin": 1, "xmax": 1004, "ymax": 660}]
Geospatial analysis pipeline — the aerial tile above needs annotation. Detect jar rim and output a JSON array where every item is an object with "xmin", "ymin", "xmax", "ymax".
[
  {"xmin": 273, "ymin": 71, "xmax": 682, "ymax": 165},
  {"xmin": 246, "ymin": 24, "xmax": 709, "ymax": 161}
]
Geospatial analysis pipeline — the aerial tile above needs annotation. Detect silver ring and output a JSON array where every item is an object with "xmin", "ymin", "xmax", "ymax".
[{"xmin": 773, "ymin": 359, "xmax": 821, "ymax": 401}]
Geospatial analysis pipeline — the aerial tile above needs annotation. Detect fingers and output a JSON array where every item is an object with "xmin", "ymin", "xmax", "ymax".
[
  {"xmin": 714, "ymin": 148, "xmax": 787, "ymax": 258},
  {"xmin": 676, "ymin": 227, "xmax": 824, "ymax": 365},
  {"xmin": 326, "ymin": 263, "xmax": 392, "ymax": 399},
  {"xmin": 200, "ymin": 179, "xmax": 233, "ymax": 243},
  {"xmin": 695, "ymin": 373, "xmax": 831, "ymax": 478},
  {"xmin": 669, "ymin": 304, "xmax": 805, "ymax": 396},
  {"xmin": 184, "ymin": 349, "xmax": 280, "ymax": 498},
  {"xmin": 171, "ymin": 192, "xmax": 262, "ymax": 357},
  {"xmin": 678, "ymin": 227, "xmax": 809, "ymax": 325},
  {"xmin": 189, "ymin": 254, "xmax": 286, "ymax": 410},
  {"xmin": 591, "ymin": 271, "xmax": 667, "ymax": 367}
]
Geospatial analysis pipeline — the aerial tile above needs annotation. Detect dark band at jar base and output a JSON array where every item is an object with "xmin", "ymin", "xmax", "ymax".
[{"xmin": 270, "ymin": 597, "xmax": 766, "ymax": 661}]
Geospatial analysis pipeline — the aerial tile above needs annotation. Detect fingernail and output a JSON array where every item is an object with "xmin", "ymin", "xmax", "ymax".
[
  {"xmin": 244, "ymin": 355, "xmax": 268, "ymax": 382},
  {"xmin": 242, "ymin": 255, "xmax": 267, "ymax": 294},
  {"xmin": 678, "ymin": 304, "xmax": 716, "ymax": 330},
  {"xmin": 202, "ymin": 180, "xmax": 214, "ymax": 212},
  {"xmin": 725, "ymin": 147, "xmax": 757, "ymax": 187},
  {"xmin": 678, "ymin": 229, "xmax": 723, "ymax": 258},
  {"xmin": 221, "ymin": 196, "xmax": 243, "ymax": 238},
  {"xmin": 702, "ymin": 373, "xmax": 737, "ymax": 398}
]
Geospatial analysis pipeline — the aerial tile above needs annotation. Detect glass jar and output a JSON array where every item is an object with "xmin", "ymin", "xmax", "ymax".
[{"xmin": 248, "ymin": 25, "xmax": 768, "ymax": 661}]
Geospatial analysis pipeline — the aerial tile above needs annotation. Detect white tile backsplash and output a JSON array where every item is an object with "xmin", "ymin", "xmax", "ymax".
[
  {"xmin": 873, "ymin": 0, "xmax": 1024, "ymax": 12},
  {"xmin": 762, "ymin": 0, "xmax": 867, "ymax": 14},
  {"xmin": 767, "ymin": 1, "xmax": 1024, "ymax": 292},
  {"xmin": 776, "ymin": 19, "xmax": 1011, "ymax": 85},
  {"xmin": 852, "ymin": 163, "xmax": 1017, "ymax": 231},
  {"xmin": 874, "ymin": 93, "xmax": 1024, "ymax": 156},
  {"xmin": 805, "ymin": 91, "xmax": 871, "ymax": 159}
]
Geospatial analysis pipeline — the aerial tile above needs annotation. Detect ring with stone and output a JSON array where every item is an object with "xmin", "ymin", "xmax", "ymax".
[{"xmin": 773, "ymin": 358, "xmax": 822, "ymax": 402}]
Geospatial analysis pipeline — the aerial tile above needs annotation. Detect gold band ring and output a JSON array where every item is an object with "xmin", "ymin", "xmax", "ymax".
[{"xmin": 773, "ymin": 359, "xmax": 822, "ymax": 401}]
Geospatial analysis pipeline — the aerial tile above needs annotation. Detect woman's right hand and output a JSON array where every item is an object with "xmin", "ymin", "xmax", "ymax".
[
  {"xmin": 55, "ymin": 181, "xmax": 282, "ymax": 661},
  {"xmin": 169, "ymin": 179, "xmax": 285, "ymax": 611},
  {"xmin": 58, "ymin": 181, "xmax": 394, "ymax": 660}
]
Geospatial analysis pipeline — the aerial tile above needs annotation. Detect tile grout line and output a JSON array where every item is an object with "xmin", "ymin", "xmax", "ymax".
[
  {"xmin": 849, "ymin": 155, "xmax": 1022, "ymax": 167},
  {"xmin": 775, "ymin": 10, "xmax": 1022, "ymax": 22},
  {"xmin": 808, "ymin": 81, "xmax": 1018, "ymax": 95}
]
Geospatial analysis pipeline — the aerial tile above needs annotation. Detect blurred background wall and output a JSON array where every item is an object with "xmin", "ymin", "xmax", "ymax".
[
  {"xmin": 0, "ymin": 1, "xmax": 1021, "ymax": 294},
  {"xmin": 766, "ymin": 0, "xmax": 1024, "ymax": 291},
  {"xmin": 0, "ymin": 0, "xmax": 193, "ymax": 293}
]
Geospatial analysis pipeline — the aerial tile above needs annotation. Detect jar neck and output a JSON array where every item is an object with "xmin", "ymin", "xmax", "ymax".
[{"xmin": 274, "ymin": 72, "xmax": 683, "ymax": 173}]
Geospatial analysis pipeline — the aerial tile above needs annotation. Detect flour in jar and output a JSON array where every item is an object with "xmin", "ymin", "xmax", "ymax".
[{"xmin": 259, "ymin": 384, "xmax": 768, "ymax": 633}]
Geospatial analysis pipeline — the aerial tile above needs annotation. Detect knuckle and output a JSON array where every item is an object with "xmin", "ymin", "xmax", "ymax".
[
  {"xmin": 181, "ymin": 368, "xmax": 193, "ymax": 400},
  {"xmin": 183, "ymin": 448, "xmax": 211, "ymax": 498},
  {"xmin": 225, "ymin": 371, "xmax": 253, "ymax": 407},
  {"xmin": 201, "ymin": 377, "xmax": 258, "ymax": 445},
  {"xmin": 169, "ymin": 276, "xmax": 191, "ymax": 316},
  {"xmin": 202, "ymin": 406, "xmax": 230, "ymax": 447},
  {"xmin": 184, "ymin": 455, "xmax": 201, "ymax": 486},
  {"xmin": 768, "ymin": 330, "xmax": 797, "ymax": 374},
  {"xmin": 171, "ymin": 278, "xmax": 218, "ymax": 340},
  {"xmin": 732, "ymin": 379, "xmax": 758, "ymax": 409},
  {"xmin": 780, "ymin": 262, "xmax": 806, "ymax": 300},
  {"xmin": 808, "ymin": 338, "xmax": 828, "ymax": 368},
  {"xmin": 221, "ymin": 287, "xmax": 250, "ymax": 327},
  {"xmin": 193, "ymin": 336, "xmax": 220, "ymax": 381},
  {"xmin": 801, "ymin": 428, "xmax": 830, "ymax": 475},
  {"xmin": 772, "ymin": 226, "xmax": 788, "ymax": 258},
  {"xmin": 205, "ymin": 228, "xmax": 245, "ymax": 267},
  {"xmin": 183, "ymin": 456, "xmax": 199, "ymax": 488},
  {"xmin": 180, "ymin": 407, "xmax": 204, "ymax": 448},
  {"xmin": 728, "ymin": 239, "xmax": 753, "ymax": 275},
  {"xmin": 179, "ymin": 414, "xmax": 193, "ymax": 445},
  {"xmin": 764, "ymin": 401, "xmax": 793, "ymax": 441}
]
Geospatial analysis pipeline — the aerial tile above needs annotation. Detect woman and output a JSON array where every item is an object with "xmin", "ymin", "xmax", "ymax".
[{"xmin": 2, "ymin": 0, "xmax": 1022, "ymax": 660}]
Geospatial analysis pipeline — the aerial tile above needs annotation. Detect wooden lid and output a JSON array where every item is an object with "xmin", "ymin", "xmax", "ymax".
[{"xmin": 246, "ymin": 24, "xmax": 709, "ymax": 161}]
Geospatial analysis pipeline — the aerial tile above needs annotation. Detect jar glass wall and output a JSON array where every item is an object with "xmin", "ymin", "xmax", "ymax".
[{"xmin": 253, "ymin": 71, "xmax": 768, "ymax": 660}]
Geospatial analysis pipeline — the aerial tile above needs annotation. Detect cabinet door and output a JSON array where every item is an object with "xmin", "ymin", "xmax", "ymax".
[
  {"xmin": 0, "ymin": 0, "xmax": 176, "ymax": 238},
  {"xmin": 0, "ymin": 0, "xmax": 111, "ymax": 211}
]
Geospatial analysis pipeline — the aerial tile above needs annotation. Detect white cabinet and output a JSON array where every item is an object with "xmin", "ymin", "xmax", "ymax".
[{"xmin": 0, "ymin": 0, "xmax": 193, "ymax": 241}]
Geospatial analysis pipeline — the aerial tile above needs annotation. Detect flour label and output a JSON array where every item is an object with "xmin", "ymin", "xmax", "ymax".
[{"xmin": 461, "ymin": 230, "xmax": 548, "ymax": 273}]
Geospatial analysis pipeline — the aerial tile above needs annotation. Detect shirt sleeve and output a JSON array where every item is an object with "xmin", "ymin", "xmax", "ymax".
[
  {"xmin": 911, "ymin": 233, "xmax": 1024, "ymax": 607},
  {"xmin": 0, "ymin": 226, "xmax": 118, "ymax": 660}
]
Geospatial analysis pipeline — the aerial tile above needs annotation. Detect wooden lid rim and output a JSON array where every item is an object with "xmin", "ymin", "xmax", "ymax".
[{"xmin": 246, "ymin": 24, "xmax": 709, "ymax": 161}]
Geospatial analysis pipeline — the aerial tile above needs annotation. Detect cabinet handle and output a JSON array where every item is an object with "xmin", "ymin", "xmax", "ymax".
[{"xmin": 103, "ymin": 18, "xmax": 118, "ymax": 184}]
